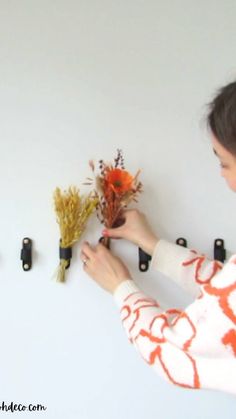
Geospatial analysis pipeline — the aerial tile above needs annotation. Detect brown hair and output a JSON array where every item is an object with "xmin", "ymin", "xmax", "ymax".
[{"xmin": 207, "ymin": 81, "xmax": 236, "ymax": 156}]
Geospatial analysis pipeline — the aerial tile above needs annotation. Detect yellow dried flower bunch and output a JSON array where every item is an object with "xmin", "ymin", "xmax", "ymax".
[{"xmin": 53, "ymin": 186, "xmax": 98, "ymax": 282}]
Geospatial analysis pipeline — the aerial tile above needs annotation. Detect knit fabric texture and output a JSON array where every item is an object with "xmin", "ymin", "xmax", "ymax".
[{"xmin": 114, "ymin": 240, "xmax": 236, "ymax": 395}]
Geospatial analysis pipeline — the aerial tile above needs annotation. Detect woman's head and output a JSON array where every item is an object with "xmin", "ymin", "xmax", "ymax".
[{"xmin": 207, "ymin": 81, "xmax": 236, "ymax": 191}]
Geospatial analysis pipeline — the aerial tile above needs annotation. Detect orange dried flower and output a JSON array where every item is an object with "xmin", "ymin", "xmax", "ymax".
[{"xmin": 105, "ymin": 168, "xmax": 134, "ymax": 194}]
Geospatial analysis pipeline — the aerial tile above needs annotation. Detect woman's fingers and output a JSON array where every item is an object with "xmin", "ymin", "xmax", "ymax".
[
  {"xmin": 102, "ymin": 209, "xmax": 131, "ymax": 238},
  {"xmin": 103, "ymin": 226, "xmax": 124, "ymax": 239},
  {"xmin": 103, "ymin": 209, "xmax": 141, "ymax": 239},
  {"xmin": 81, "ymin": 242, "xmax": 132, "ymax": 293},
  {"xmin": 101, "ymin": 209, "xmax": 158, "ymax": 254},
  {"xmin": 80, "ymin": 242, "xmax": 95, "ymax": 261}
]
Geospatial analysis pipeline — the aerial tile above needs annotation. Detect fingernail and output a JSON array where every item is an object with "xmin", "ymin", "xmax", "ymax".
[{"xmin": 102, "ymin": 229, "xmax": 109, "ymax": 236}]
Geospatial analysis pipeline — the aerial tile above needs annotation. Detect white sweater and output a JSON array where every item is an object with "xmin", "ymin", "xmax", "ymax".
[{"xmin": 113, "ymin": 240, "xmax": 236, "ymax": 395}]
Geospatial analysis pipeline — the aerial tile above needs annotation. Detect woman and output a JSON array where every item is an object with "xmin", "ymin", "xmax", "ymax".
[{"xmin": 80, "ymin": 81, "xmax": 236, "ymax": 395}]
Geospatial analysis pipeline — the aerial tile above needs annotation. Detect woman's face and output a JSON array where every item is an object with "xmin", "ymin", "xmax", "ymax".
[{"xmin": 211, "ymin": 135, "xmax": 236, "ymax": 192}]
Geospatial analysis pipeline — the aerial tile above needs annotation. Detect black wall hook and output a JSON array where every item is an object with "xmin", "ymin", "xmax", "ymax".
[
  {"xmin": 59, "ymin": 240, "xmax": 72, "ymax": 269},
  {"xmin": 139, "ymin": 248, "xmax": 152, "ymax": 272},
  {"xmin": 176, "ymin": 237, "xmax": 187, "ymax": 248},
  {"xmin": 214, "ymin": 239, "xmax": 226, "ymax": 263},
  {"xmin": 21, "ymin": 238, "xmax": 32, "ymax": 271}
]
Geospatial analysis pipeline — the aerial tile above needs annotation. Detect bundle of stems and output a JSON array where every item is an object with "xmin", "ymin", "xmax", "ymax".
[
  {"xmin": 85, "ymin": 150, "xmax": 142, "ymax": 248},
  {"xmin": 53, "ymin": 186, "xmax": 98, "ymax": 282}
]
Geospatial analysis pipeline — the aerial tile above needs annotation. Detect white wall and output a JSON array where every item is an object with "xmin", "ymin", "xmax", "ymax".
[{"xmin": 0, "ymin": 1, "xmax": 236, "ymax": 418}]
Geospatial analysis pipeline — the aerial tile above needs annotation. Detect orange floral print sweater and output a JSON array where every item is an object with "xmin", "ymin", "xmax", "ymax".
[{"xmin": 113, "ymin": 240, "xmax": 236, "ymax": 395}]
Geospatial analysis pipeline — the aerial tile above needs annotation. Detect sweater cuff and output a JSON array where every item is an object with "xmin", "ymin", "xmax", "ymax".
[
  {"xmin": 150, "ymin": 239, "xmax": 188, "ymax": 278},
  {"xmin": 113, "ymin": 280, "xmax": 142, "ymax": 309}
]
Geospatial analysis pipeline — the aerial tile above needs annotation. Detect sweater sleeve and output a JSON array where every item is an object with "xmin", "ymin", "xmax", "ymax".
[
  {"xmin": 150, "ymin": 240, "xmax": 224, "ymax": 298},
  {"xmin": 113, "ymin": 256, "xmax": 236, "ymax": 395}
]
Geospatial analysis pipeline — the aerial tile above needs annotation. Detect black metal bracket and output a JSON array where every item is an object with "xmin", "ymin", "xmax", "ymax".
[
  {"xmin": 176, "ymin": 237, "xmax": 226, "ymax": 263},
  {"xmin": 139, "ymin": 248, "xmax": 152, "ymax": 272},
  {"xmin": 214, "ymin": 238, "xmax": 226, "ymax": 263},
  {"xmin": 21, "ymin": 237, "xmax": 32, "ymax": 271},
  {"xmin": 99, "ymin": 236, "xmax": 111, "ymax": 249},
  {"xmin": 59, "ymin": 240, "xmax": 72, "ymax": 269},
  {"xmin": 176, "ymin": 237, "xmax": 187, "ymax": 248}
]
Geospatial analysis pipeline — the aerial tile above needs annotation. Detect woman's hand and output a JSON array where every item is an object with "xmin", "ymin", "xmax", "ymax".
[
  {"xmin": 80, "ymin": 242, "xmax": 132, "ymax": 294},
  {"xmin": 102, "ymin": 209, "xmax": 159, "ymax": 255}
]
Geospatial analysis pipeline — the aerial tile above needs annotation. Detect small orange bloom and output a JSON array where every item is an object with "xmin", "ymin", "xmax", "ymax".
[{"xmin": 105, "ymin": 168, "xmax": 134, "ymax": 194}]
